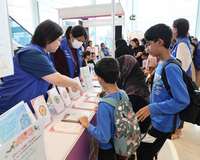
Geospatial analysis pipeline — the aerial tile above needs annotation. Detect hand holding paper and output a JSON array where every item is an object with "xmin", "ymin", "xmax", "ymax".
[{"xmin": 70, "ymin": 78, "xmax": 83, "ymax": 94}]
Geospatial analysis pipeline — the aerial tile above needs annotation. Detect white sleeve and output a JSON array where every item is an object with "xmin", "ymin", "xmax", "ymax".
[{"xmin": 176, "ymin": 42, "xmax": 192, "ymax": 72}]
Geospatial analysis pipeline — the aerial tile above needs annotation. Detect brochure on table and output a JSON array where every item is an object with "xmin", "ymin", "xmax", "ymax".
[
  {"xmin": 57, "ymin": 86, "xmax": 72, "ymax": 108},
  {"xmin": 73, "ymin": 101, "xmax": 97, "ymax": 111},
  {"xmin": 0, "ymin": 124, "xmax": 46, "ymax": 160},
  {"xmin": 0, "ymin": 101, "xmax": 35, "ymax": 145},
  {"xmin": 62, "ymin": 109, "xmax": 92, "ymax": 123},
  {"xmin": 80, "ymin": 66, "xmax": 93, "ymax": 90},
  {"xmin": 31, "ymin": 95, "xmax": 52, "ymax": 128},
  {"xmin": 0, "ymin": 102, "xmax": 46, "ymax": 160},
  {"xmin": 47, "ymin": 87, "xmax": 65, "ymax": 115},
  {"xmin": 68, "ymin": 77, "xmax": 82, "ymax": 100},
  {"xmin": 51, "ymin": 109, "xmax": 95, "ymax": 134}
]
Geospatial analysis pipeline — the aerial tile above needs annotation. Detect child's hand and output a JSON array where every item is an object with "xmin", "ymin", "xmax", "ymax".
[
  {"xmin": 79, "ymin": 116, "xmax": 89, "ymax": 128},
  {"xmin": 136, "ymin": 106, "xmax": 150, "ymax": 122}
]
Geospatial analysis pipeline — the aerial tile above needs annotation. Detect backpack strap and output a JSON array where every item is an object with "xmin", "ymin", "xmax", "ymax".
[
  {"xmin": 99, "ymin": 90, "xmax": 129, "ymax": 108},
  {"xmin": 161, "ymin": 59, "xmax": 182, "ymax": 132},
  {"xmin": 99, "ymin": 97, "xmax": 118, "ymax": 108},
  {"xmin": 161, "ymin": 59, "xmax": 182, "ymax": 96}
]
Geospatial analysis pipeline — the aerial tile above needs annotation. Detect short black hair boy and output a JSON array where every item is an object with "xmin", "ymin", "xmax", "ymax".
[
  {"xmin": 94, "ymin": 57, "xmax": 119, "ymax": 84},
  {"xmin": 144, "ymin": 23, "xmax": 172, "ymax": 48}
]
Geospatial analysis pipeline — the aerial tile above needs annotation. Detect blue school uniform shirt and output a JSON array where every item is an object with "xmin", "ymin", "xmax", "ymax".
[
  {"xmin": 148, "ymin": 57, "xmax": 190, "ymax": 133},
  {"xmin": 87, "ymin": 91, "xmax": 123, "ymax": 150},
  {"xmin": 0, "ymin": 44, "xmax": 56, "ymax": 114}
]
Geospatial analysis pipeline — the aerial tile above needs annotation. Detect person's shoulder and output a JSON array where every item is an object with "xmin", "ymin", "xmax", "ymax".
[
  {"xmin": 164, "ymin": 62, "xmax": 182, "ymax": 75},
  {"xmin": 98, "ymin": 101, "xmax": 115, "ymax": 113},
  {"xmin": 19, "ymin": 48, "xmax": 45, "ymax": 60}
]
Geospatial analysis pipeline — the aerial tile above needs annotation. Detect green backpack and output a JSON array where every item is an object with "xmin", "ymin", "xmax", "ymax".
[{"xmin": 100, "ymin": 90, "xmax": 141, "ymax": 157}]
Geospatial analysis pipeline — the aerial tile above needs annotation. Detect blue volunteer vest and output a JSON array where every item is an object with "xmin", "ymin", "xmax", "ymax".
[
  {"xmin": 0, "ymin": 44, "xmax": 51, "ymax": 114},
  {"xmin": 60, "ymin": 37, "xmax": 82, "ymax": 78},
  {"xmin": 171, "ymin": 37, "xmax": 192, "ymax": 77}
]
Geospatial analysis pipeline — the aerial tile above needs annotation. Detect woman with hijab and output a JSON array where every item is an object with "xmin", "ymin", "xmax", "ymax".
[
  {"xmin": 115, "ymin": 39, "xmax": 132, "ymax": 58},
  {"xmin": 115, "ymin": 40, "xmax": 151, "ymax": 133}
]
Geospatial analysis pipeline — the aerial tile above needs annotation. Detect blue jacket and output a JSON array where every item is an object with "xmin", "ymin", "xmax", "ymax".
[
  {"xmin": 59, "ymin": 37, "xmax": 82, "ymax": 78},
  {"xmin": 149, "ymin": 57, "xmax": 190, "ymax": 133},
  {"xmin": 0, "ymin": 44, "xmax": 51, "ymax": 114}
]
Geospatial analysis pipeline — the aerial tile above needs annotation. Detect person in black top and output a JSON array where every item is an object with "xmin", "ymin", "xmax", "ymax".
[
  {"xmin": 129, "ymin": 38, "xmax": 145, "ymax": 66},
  {"xmin": 82, "ymin": 51, "xmax": 91, "ymax": 67}
]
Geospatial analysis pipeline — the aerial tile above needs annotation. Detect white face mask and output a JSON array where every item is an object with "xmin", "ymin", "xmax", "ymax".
[{"xmin": 72, "ymin": 39, "xmax": 83, "ymax": 49}]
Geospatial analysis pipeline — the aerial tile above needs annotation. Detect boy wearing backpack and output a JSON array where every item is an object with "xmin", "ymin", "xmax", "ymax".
[
  {"xmin": 79, "ymin": 57, "xmax": 140, "ymax": 160},
  {"xmin": 136, "ymin": 24, "xmax": 190, "ymax": 160}
]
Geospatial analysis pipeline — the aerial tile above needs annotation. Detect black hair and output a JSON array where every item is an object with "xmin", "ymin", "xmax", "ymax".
[
  {"xmin": 144, "ymin": 23, "xmax": 172, "ymax": 49},
  {"xmin": 141, "ymin": 38, "xmax": 146, "ymax": 45},
  {"xmin": 100, "ymin": 43, "xmax": 105, "ymax": 47},
  {"xmin": 31, "ymin": 20, "xmax": 63, "ymax": 47},
  {"xmin": 65, "ymin": 26, "xmax": 72, "ymax": 39},
  {"xmin": 71, "ymin": 25, "xmax": 87, "ymax": 39},
  {"xmin": 82, "ymin": 51, "xmax": 91, "ymax": 59},
  {"xmin": 115, "ymin": 39, "xmax": 127, "ymax": 48},
  {"xmin": 94, "ymin": 57, "xmax": 119, "ymax": 84},
  {"xmin": 115, "ymin": 39, "xmax": 132, "ymax": 58},
  {"xmin": 173, "ymin": 18, "xmax": 189, "ymax": 38},
  {"xmin": 131, "ymin": 38, "xmax": 140, "ymax": 47}
]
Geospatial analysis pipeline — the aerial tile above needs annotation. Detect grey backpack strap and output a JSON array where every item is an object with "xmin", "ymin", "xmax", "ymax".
[
  {"xmin": 99, "ymin": 90, "xmax": 129, "ymax": 107},
  {"xmin": 99, "ymin": 97, "xmax": 118, "ymax": 108}
]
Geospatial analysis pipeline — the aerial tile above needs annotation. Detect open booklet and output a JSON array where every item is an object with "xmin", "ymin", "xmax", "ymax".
[
  {"xmin": 73, "ymin": 102, "xmax": 97, "ymax": 111},
  {"xmin": 50, "ymin": 121, "xmax": 83, "ymax": 134},
  {"xmin": 61, "ymin": 110, "xmax": 92, "ymax": 123}
]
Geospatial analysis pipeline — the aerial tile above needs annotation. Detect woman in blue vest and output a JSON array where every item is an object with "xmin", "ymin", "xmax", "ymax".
[
  {"xmin": 52, "ymin": 25, "xmax": 87, "ymax": 78},
  {"xmin": 0, "ymin": 20, "xmax": 82, "ymax": 114},
  {"xmin": 171, "ymin": 18, "xmax": 192, "ymax": 139},
  {"xmin": 171, "ymin": 18, "xmax": 192, "ymax": 76}
]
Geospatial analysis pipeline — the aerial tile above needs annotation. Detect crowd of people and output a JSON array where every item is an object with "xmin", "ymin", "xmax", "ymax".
[{"xmin": 0, "ymin": 17, "xmax": 200, "ymax": 160}]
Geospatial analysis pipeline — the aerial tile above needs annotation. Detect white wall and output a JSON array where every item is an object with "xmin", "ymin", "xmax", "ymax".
[
  {"xmin": 38, "ymin": 0, "xmax": 59, "ymax": 23},
  {"xmin": 0, "ymin": 0, "xmax": 14, "ymax": 77},
  {"xmin": 121, "ymin": 0, "xmax": 198, "ymax": 38},
  {"xmin": 7, "ymin": 0, "xmax": 35, "ymax": 33},
  {"xmin": 195, "ymin": 0, "xmax": 200, "ymax": 39}
]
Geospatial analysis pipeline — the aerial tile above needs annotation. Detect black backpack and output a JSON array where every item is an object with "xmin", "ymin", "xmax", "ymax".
[{"xmin": 161, "ymin": 59, "xmax": 200, "ymax": 126}]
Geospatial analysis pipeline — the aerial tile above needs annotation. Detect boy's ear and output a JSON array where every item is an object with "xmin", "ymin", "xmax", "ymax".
[{"xmin": 157, "ymin": 38, "xmax": 164, "ymax": 46}]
